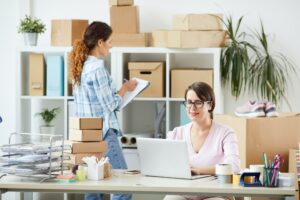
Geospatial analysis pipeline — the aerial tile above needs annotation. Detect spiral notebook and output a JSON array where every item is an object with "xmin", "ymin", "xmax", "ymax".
[{"xmin": 119, "ymin": 77, "xmax": 150, "ymax": 110}]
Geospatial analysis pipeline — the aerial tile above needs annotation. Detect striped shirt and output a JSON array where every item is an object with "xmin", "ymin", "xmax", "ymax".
[{"xmin": 74, "ymin": 56, "xmax": 122, "ymax": 137}]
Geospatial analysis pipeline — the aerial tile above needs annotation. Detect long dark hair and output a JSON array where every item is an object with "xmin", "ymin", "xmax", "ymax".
[{"xmin": 69, "ymin": 21, "xmax": 112, "ymax": 86}]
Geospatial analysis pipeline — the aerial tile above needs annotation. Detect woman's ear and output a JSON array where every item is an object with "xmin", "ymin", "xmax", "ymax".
[{"xmin": 97, "ymin": 39, "xmax": 103, "ymax": 47}]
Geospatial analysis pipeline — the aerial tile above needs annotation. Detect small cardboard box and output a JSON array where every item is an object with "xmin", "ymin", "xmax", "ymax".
[
  {"xmin": 128, "ymin": 62, "xmax": 164, "ymax": 97},
  {"xmin": 214, "ymin": 114, "xmax": 300, "ymax": 172},
  {"xmin": 67, "ymin": 153, "xmax": 103, "ymax": 165},
  {"xmin": 112, "ymin": 33, "xmax": 149, "ymax": 47},
  {"xmin": 110, "ymin": 6, "xmax": 139, "ymax": 33},
  {"xmin": 173, "ymin": 14, "xmax": 223, "ymax": 31},
  {"xmin": 51, "ymin": 19, "xmax": 88, "ymax": 46},
  {"xmin": 152, "ymin": 30, "xmax": 226, "ymax": 48},
  {"xmin": 109, "ymin": 0, "xmax": 133, "ymax": 6},
  {"xmin": 66, "ymin": 140, "xmax": 108, "ymax": 154},
  {"xmin": 69, "ymin": 129, "xmax": 103, "ymax": 142},
  {"xmin": 69, "ymin": 117, "xmax": 103, "ymax": 130},
  {"xmin": 29, "ymin": 53, "xmax": 45, "ymax": 96},
  {"xmin": 171, "ymin": 68, "xmax": 213, "ymax": 98}
]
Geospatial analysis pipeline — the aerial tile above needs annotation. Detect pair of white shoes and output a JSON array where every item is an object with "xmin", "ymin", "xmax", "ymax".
[{"xmin": 235, "ymin": 101, "xmax": 279, "ymax": 118}]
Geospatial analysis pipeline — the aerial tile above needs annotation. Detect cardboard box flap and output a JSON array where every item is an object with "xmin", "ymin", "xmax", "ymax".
[{"xmin": 128, "ymin": 62, "xmax": 163, "ymax": 71}]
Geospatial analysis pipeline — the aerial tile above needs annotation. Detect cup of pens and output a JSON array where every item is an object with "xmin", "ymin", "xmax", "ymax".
[{"xmin": 264, "ymin": 167, "xmax": 279, "ymax": 187}]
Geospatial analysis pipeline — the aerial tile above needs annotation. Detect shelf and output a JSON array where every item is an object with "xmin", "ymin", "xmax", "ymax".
[
  {"xmin": 19, "ymin": 46, "xmax": 72, "ymax": 53},
  {"xmin": 20, "ymin": 96, "xmax": 66, "ymax": 100},
  {"xmin": 110, "ymin": 47, "xmax": 221, "ymax": 54},
  {"xmin": 134, "ymin": 97, "xmax": 166, "ymax": 101}
]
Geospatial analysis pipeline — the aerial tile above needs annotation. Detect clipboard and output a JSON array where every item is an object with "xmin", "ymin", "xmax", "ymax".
[{"xmin": 119, "ymin": 77, "xmax": 150, "ymax": 110}]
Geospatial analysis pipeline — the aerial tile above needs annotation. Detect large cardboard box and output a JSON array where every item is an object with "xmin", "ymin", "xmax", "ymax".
[
  {"xmin": 112, "ymin": 33, "xmax": 149, "ymax": 47},
  {"xmin": 109, "ymin": 0, "xmax": 133, "ymax": 6},
  {"xmin": 29, "ymin": 53, "xmax": 45, "ymax": 96},
  {"xmin": 110, "ymin": 6, "xmax": 139, "ymax": 33},
  {"xmin": 214, "ymin": 114, "xmax": 300, "ymax": 172},
  {"xmin": 152, "ymin": 30, "xmax": 226, "ymax": 48},
  {"xmin": 128, "ymin": 62, "xmax": 164, "ymax": 97},
  {"xmin": 173, "ymin": 14, "xmax": 223, "ymax": 31},
  {"xmin": 51, "ymin": 20, "xmax": 88, "ymax": 46},
  {"xmin": 171, "ymin": 68, "xmax": 213, "ymax": 98},
  {"xmin": 67, "ymin": 153, "xmax": 104, "ymax": 165},
  {"xmin": 66, "ymin": 141, "xmax": 108, "ymax": 154},
  {"xmin": 69, "ymin": 117, "xmax": 103, "ymax": 130},
  {"xmin": 69, "ymin": 129, "xmax": 103, "ymax": 142}
]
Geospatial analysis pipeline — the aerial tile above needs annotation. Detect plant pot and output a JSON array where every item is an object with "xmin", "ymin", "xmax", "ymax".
[
  {"xmin": 23, "ymin": 33, "xmax": 38, "ymax": 46},
  {"xmin": 40, "ymin": 125, "xmax": 55, "ymax": 135}
]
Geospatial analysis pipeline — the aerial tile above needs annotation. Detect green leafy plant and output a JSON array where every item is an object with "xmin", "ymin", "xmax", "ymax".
[
  {"xmin": 35, "ymin": 107, "xmax": 60, "ymax": 126},
  {"xmin": 220, "ymin": 15, "xmax": 257, "ymax": 98},
  {"xmin": 249, "ymin": 22, "xmax": 297, "ymax": 109},
  {"xmin": 18, "ymin": 15, "xmax": 46, "ymax": 33}
]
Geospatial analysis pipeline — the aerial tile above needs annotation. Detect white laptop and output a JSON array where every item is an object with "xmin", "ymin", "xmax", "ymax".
[{"xmin": 137, "ymin": 138, "xmax": 211, "ymax": 180}]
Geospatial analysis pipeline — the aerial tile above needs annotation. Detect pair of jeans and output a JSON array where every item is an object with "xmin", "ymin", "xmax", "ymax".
[{"xmin": 84, "ymin": 129, "xmax": 132, "ymax": 200}]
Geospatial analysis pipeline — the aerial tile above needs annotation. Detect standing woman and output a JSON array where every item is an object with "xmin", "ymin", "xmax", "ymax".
[{"xmin": 69, "ymin": 21, "xmax": 136, "ymax": 200}]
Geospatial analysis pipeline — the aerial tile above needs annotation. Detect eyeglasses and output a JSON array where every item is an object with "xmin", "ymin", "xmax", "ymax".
[{"xmin": 182, "ymin": 100, "xmax": 211, "ymax": 109}]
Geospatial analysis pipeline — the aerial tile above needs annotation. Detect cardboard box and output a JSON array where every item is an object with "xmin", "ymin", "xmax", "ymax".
[
  {"xmin": 69, "ymin": 117, "xmax": 103, "ymax": 130},
  {"xmin": 109, "ymin": 0, "xmax": 133, "ymax": 6},
  {"xmin": 67, "ymin": 153, "xmax": 104, "ymax": 165},
  {"xmin": 51, "ymin": 19, "xmax": 88, "ymax": 46},
  {"xmin": 152, "ymin": 30, "xmax": 226, "ymax": 48},
  {"xmin": 214, "ymin": 114, "xmax": 300, "ymax": 172},
  {"xmin": 173, "ymin": 14, "xmax": 223, "ymax": 31},
  {"xmin": 110, "ymin": 6, "xmax": 139, "ymax": 33},
  {"xmin": 112, "ymin": 33, "xmax": 149, "ymax": 47},
  {"xmin": 29, "ymin": 53, "xmax": 45, "ymax": 96},
  {"xmin": 69, "ymin": 129, "xmax": 103, "ymax": 142},
  {"xmin": 171, "ymin": 68, "xmax": 213, "ymax": 98},
  {"xmin": 66, "ymin": 141, "xmax": 108, "ymax": 154},
  {"xmin": 128, "ymin": 62, "xmax": 164, "ymax": 97}
]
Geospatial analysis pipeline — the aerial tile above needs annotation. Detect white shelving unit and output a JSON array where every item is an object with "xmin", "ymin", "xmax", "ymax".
[{"xmin": 110, "ymin": 47, "xmax": 223, "ymax": 138}]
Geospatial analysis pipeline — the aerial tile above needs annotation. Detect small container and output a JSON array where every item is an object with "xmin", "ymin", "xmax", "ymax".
[
  {"xmin": 264, "ymin": 167, "xmax": 279, "ymax": 187},
  {"xmin": 76, "ymin": 165, "xmax": 86, "ymax": 181}
]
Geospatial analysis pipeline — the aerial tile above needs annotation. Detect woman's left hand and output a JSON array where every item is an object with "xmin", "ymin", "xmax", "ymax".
[{"xmin": 191, "ymin": 167, "xmax": 200, "ymax": 175}]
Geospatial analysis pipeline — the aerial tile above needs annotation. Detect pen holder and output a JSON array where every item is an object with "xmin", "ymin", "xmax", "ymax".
[{"xmin": 264, "ymin": 167, "xmax": 279, "ymax": 187}]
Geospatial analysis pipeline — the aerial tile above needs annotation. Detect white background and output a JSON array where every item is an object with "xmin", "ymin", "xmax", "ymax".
[{"xmin": 1, "ymin": 0, "xmax": 300, "ymax": 143}]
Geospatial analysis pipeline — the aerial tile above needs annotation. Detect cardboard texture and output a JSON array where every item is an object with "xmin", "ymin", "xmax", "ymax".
[
  {"xmin": 112, "ymin": 33, "xmax": 149, "ymax": 47},
  {"xmin": 66, "ymin": 141, "xmax": 108, "ymax": 154},
  {"xmin": 128, "ymin": 62, "xmax": 164, "ymax": 97},
  {"xmin": 152, "ymin": 30, "xmax": 226, "ymax": 48},
  {"xmin": 171, "ymin": 68, "xmax": 213, "ymax": 98},
  {"xmin": 214, "ymin": 114, "xmax": 300, "ymax": 172},
  {"xmin": 51, "ymin": 20, "xmax": 88, "ymax": 46},
  {"xmin": 29, "ymin": 53, "xmax": 45, "ymax": 96},
  {"xmin": 67, "ymin": 153, "xmax": 103, "ymax": 165},
  {"xmin": 69, "ymin": 129, "xmax": 103, "ymax": 142},
  {"xmin": 110, "ymin": 6, "xmax": 139, "ymax": 33},
  {"xmin": 173, "ymin": 14, "xmax": 223, "ymax": 31},
  {"xmin": 109, "ymin": 0, "xmax": 133, "ymax": 6},
  {"xmin": 69, "ymin": 117, "xmax": 103, "ymax": 130}
]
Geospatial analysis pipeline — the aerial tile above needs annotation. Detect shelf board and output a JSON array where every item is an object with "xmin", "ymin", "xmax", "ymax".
[
  {"xmin": 20, "ymin": 96, "xmax": 65, "ymax": 100},
  {"xmin": 168, "ymin": 98, "xmax": 184, "ymax": 102},
  {"xmin": 134, "ymin": 97, "xmax": 166, "ymax": 101},
  {"xmin": 110, "ymin": 47, "xmax": 221, "ymax": 54},
  {"xmin": 19, "ymin": 46, "xmax": 72, "ymax": 53}
]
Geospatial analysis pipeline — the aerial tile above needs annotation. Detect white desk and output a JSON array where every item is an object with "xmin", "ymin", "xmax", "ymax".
[{"xmin": 0, "ymin": 170, "xmax": 297, "ymax": 199}]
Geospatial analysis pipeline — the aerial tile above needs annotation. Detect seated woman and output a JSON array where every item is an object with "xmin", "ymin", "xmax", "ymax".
[{"xmin": 165, "ymin": 82, "xmax": 240, "ymax": 200}]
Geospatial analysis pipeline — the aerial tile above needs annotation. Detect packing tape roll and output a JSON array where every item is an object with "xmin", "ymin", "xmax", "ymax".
[
  {"xmin": 215, "ymin": 164, "xmax": 233, "ymax": 175},
  {"xmin": 232, "ymin": 174, "xmax": 241, "ymax": 186},
  {"xmin": 217, "ymin": 175, "xmax": 232, "ymax": 184}
]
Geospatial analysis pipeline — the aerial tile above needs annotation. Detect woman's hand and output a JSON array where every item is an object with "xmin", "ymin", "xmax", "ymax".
[
  {"xmin": 118, "ymin": 79, "xmax": 137, "ymax": 97},
  {"xmin": 191, "ymin": 166, "xmax": 216, "ymax": 175},
  {"xmin": 191, "ymin": 167, "xmax": 200, "ymax": 175}
]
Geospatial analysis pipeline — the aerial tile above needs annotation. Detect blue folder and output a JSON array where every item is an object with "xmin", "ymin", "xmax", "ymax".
[
  {"xmin": 46, "ymin": 56, "xmax": 64, "ymax": 96},
  {"xmin": 180, "ymin": 103, "xmax": 190, "ymax": 125}
]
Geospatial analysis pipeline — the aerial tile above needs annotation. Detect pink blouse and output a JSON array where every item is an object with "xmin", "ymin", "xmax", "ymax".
[{"xmin": 167, "ymin": 120, "xmax": 241, "ymax": 173}]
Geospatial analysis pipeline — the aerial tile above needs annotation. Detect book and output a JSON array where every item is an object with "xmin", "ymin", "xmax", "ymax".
[{"xmin": 119, "ymin": 77, "xmax": 150, "ymax": 110}]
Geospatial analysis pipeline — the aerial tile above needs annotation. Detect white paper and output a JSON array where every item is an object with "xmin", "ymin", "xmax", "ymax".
[{"xmin": 119, "ymin": 77, "xmax": 150, "ymax": 110}]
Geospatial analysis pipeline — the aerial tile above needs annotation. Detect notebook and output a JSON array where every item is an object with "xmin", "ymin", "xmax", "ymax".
[
  {"xmin": 119, "ymin": 77, "xmax": 150, "ymax": 110},
  {"xmin": 137, "ymin": 138, "xmax": 211, "ymax": 180}
]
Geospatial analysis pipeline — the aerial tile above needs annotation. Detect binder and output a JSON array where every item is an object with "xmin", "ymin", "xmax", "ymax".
[{"xmin": 46, "ymin": 56, "xmax": 64, "ymax": 96}]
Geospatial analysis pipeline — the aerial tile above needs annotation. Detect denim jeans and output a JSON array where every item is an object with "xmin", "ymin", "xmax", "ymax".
[{"xmin": 84, "ymin": 129, "xmax": 132, "ymax": 200}]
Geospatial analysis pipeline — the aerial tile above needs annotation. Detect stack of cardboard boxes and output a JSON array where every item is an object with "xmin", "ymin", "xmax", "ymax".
[
  {"xmin": 152, "ymin": 14, "xmax": 226, "ymax": 48},
  {"xmin": 67, "ymin": 117, "xmax": 108, "ymax": 166},
  {"xmin": 109, "ymin": 0, "xmax": 149, "ymax": 47}
]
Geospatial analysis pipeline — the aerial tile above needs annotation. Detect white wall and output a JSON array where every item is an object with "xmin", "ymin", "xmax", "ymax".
[{"xmin": 1, "ymin": 0, "xmax": 300, "ymax": 140}]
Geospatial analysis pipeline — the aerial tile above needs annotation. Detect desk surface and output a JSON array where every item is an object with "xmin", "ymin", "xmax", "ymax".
[{"xmin": 0, "ymin": 170, "xmax": 296, "ymax": 198}]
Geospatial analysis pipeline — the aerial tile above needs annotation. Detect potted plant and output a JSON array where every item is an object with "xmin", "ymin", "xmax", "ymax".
[
  {"xmin": 35, "ymin": 107, "xmax": 60, "ymax": 135},
  {"xmin": 18, "ymin": 15, "xmax": 46, "ymax": 46}
]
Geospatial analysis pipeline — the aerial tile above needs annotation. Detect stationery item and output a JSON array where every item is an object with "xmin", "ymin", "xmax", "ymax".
[
  {"xmin": 232, "ymin": 173, "xmax": 241, "ymax": 186},
  {"xmin": 249, "ymin": 164, "xmax": 264, "ymax": 184},
  {"xmin": 240, "ymin": 172, "xmax": 262, "ymax": 187},
  {"xmin": 55, "ymin": 174, "xmax": 76, "ymax": 183},
  {"xmin": 264, "ymin": 167, "xmax": 279, "ymax": 187},
  {"xmin": 278, "ymin": 173, "xmax": 294, "ymax": 187},
  {"xmin": 82, "ymin": 156, "xmax": 110, "ymax": 180},
  {"xmin": 215, "ymin": 164, "xmax": 233, "ymax": 184},
  {"xmin": 119, "ymin": 77, "xmax": 150, "ymax": 110},
  {"xmin": 46, "ymin": 55, "xmax": 64, "ymax": 96}
]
